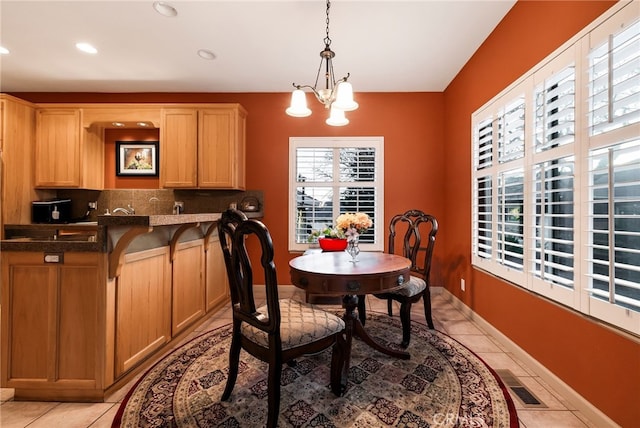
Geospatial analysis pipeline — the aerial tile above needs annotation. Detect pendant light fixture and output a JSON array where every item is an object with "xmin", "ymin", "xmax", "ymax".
[{"xmin": 285, "ymin": 0, "xmax": 358, "ymax": 126}]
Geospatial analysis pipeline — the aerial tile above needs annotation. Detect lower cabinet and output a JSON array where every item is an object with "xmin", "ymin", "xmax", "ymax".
[
  {"xmin": 171, "ymin": 239, "xmax": 205, "ymax": 335},
  {"xmin": 1, "ymin": 252, "xmax": 107, "ymax": 401},
  {"xmin": 114, "ymin": 247, "xmax": 171, "ymax": 378},
  {"xmin": 0, "ymin": 224, "xmax": 229, "ymax": 401}
]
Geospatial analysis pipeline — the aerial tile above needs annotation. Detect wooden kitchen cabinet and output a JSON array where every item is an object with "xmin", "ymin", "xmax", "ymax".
[
  {"xmin": 1, "ymin": 251, "xmax": 108, "ymax": 400},
  {"xmin": 160, "ymin": 104, "xmax": 246, "ymax": 189},
  {"xmin": 0, "ymin": 95, "xmax": 43, "ymax": 235},
  {"xmin": 35, "ymin": 108, "xmax": 104, "ymax": 189},
  {"xmin": 171, "ymin": 239, "xmax": 205, "ymax": 335}
]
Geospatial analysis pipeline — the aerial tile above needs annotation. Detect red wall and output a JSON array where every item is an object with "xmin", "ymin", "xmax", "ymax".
[
  {"xmin": 442, "ymin": 1, "xmax": 639, "ymax": 426},
  {"xmin": 12, "ymin": 2, "xmax": 639, "ymax": 425}
]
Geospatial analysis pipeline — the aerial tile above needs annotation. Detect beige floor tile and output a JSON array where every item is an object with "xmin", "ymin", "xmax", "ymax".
[
  {"xmin": 451, "ymin": 333, "xmax": 503, "ymax": 353},
  {"xmin": 517, "ymin": 409, "xmax": 589, "ymax": 428},
  {"xmin": 0, "ymin": 401, "xmax": 60, "ymax": 428},
  {"xmin": 88, "ymin": 404, "xmax": 119, "ymax": 428},
  {"xmin": 25, "ymin": 402, "xmax": 114, "ymax": 428},
  {"xmin": 439, "ymin": 318, "xmax": 485, "ymax": 335},
  {"xmin": 0, "ymin": 388, "xmax": 14, "ymax": 402}
]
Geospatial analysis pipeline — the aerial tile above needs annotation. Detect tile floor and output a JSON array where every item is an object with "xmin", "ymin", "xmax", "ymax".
[{"xmin": 0, "ymin": 286, "xmax": 600, "ymax": 428}]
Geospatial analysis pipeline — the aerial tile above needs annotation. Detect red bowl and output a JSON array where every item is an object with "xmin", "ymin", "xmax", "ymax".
[{"xmin": 318, "ymin": 238, "xmax": 348, "ymax": 252}]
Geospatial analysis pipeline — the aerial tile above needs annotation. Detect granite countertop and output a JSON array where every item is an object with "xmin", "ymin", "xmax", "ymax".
[{"xmin": 97, "ymin": 213, "xmax": 223, "ymax": 227}]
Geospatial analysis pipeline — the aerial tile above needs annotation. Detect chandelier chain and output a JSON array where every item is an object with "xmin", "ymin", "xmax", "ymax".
[{"xmin": 324, "ymin": 0, "xmax": 331, "ymax": 47}]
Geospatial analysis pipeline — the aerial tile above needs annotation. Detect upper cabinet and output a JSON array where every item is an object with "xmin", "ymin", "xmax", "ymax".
[
  {"xmin": 35, "ymin": 108, "xmax": 104, "ymax": 189},
  {"xmin": 0, "ymin": 95, "xmax": 42, "ymax": 234},
  {"xmin": 160, "ymin": 104, "xmax": 246, "ymax": 190}
]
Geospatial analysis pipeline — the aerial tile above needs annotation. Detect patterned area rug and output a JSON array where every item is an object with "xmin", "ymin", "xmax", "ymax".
[{"xmin": 112, "ymin": 313, "xmax": 517, "ymax": 427}]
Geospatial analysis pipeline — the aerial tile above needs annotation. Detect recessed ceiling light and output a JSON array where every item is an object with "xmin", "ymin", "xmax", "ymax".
[
  {"xmin": 197, "ymin": 49, "xmax": 216, "ymax": 60},
  {"xmin": 153, "ymin": 2, "xmax": 177, "ymax": 17},
  {"xmin": 112, "ymin": 122, "xmax": 125, "ymax": 127},
  {"xmin": 76, "ymin": 42, "xmax": 97, "ymax": 54},
  {"xmin": 0, "ymin": 46, "xmax": 9, "ymax": 55},
  {"xmin": 137, "ymin": 122, "xmax": 151, "ymax": 127}
]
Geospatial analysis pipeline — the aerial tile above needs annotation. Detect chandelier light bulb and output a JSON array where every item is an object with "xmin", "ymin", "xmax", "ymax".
[
  {"xmin": 286, "ymin": 89, "xmax": 312, "ymax": 117},
  {"xmin": 326, "ymin": 106, "xmax": 349, "ymax": 126},
  {"xmin": 332, "ymin": 81, "xmax": 359, "ymax": 111}
]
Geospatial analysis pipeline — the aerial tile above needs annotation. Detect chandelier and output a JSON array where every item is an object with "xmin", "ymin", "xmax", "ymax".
[{"xmin": 285, "ymin": 0, "xmax": 358, "ymax": 126}]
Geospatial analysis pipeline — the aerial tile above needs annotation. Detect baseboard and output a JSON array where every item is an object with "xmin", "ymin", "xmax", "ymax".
[{"xmin": 439, "ymin": 288, "xmax": 620, "ymax": 428}]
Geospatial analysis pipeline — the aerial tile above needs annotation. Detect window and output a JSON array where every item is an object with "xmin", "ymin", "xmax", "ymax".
[
  {"xmin": 471, "ymin": 2, "xmax": 639, "ymax": 335},
  {"xmin": 289, "ymin": 137, "xmax": 384, "ymax": 252}
]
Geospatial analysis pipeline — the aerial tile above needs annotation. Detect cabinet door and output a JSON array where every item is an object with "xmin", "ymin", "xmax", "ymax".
[
  {"xmin": 172, "ymin": 240, "xmax": 205, "ymax": 335},
  {"xmin": 35, "ymin": 109, "xmax": 82, "ymax": 187},
  {"xmin": 1, "ymin": 252, "xmax": 103, "ymax": 392},
  {"xmin": 198, "ymin": 107, "xmax": 246, "ymax": 189},
  {"xmin": 160, "ymin": 108, "xmax": 198, "ymax": 188},
  {"xmin": 0, "ymin": 95, "xmax": 39, "ymax": 232},
  {"xmin": 205, "ymin": 233, "xmax": 229, "ymax": 312},
  {"xmin": 115, "ymin": 247, "xmax": 171, "ymax": 377}
]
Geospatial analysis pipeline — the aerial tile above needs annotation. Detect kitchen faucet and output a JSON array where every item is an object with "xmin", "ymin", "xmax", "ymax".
[{"xmin": 113, "ymin": 204, "xmax": 135, "ymax": 215}]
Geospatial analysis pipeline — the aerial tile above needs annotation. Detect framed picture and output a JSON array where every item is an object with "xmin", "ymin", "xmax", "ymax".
[{"xmin": 116, "ymin": 141, "xmax": 159, "ymax": 176}]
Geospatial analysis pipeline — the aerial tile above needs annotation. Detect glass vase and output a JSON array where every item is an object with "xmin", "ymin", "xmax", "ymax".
[{"xmin": 345, "ymin": 235, "xmax": 360, "ymax": 263}]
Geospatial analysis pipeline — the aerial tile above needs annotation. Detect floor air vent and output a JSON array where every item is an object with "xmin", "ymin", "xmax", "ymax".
[{"xmin": 495, "ymin": 369, "xmax": 547, "ymax": 408}]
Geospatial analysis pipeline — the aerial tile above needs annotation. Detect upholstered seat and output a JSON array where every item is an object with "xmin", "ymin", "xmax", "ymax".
[
  {"xmin": 358, "ymin": 210, "xmax": 438, "ymax": 347},
  {"xmin": 218, "ymin": 209, "xmax": 346, "ymax": 428},
  {"xmin": 241, "ymin": 299, "xmax": 345, "ymax": 350}
]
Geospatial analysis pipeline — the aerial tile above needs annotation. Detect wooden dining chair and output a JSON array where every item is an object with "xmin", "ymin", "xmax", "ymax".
[
  {"xmin": 358, "ymin": 210, "xmax": 438, "ymax": 347},
  {"xmin": 218, "ymin": 209, "xmax": 346, "ymax": 428}
]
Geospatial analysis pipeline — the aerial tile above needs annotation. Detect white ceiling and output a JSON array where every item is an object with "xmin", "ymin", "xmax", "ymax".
[{"xmin": 0, "ymin": 0, "xmax": 515, "ymax": 93}]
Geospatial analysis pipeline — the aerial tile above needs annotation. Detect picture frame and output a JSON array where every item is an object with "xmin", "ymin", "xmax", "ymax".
[{"xmin": 116, "ymin": 141, "xmax": 159, "ymax": 176}]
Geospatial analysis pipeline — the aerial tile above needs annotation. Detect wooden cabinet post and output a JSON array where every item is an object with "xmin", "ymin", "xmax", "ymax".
[{"xmin": 205, "ymin": 233, "xmax": 229, "ymax": 312}]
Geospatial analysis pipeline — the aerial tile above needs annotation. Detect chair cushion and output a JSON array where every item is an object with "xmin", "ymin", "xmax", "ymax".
[
  {"xmin": 387, "ymin": 275, "xmax": 427, "ymax": 297},
  {"xmin": 241, "ymin": 299, "xmax": 345, "ymax": 350}
]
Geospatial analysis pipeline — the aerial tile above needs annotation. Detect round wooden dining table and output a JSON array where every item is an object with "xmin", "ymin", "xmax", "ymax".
[{"xmin": 289, "ymin": 250, "xmax": 411, "ymax": 390}]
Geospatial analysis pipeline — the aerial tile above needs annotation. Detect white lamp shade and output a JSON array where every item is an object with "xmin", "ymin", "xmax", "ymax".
[
  {"xmin": 286, "ymin": 89, "xmax": 312, "ymax": 117},
  {"xmin": 326, "ymin": 106, "xmax": 349, "ymax": 126},
  {"xmin": 332, "ymin": 81, "xmax": 359, "ymax": 111}
]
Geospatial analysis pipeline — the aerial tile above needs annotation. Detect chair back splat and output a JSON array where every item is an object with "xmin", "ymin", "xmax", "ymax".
[
  {"xmin": 389, "ymin": 209, "xmax": 438, "ymax": 281},
  {"xmin": 217, "ymin": 209, "xmax": 345, "ymax": 428},
  {"xmin": 358, "ymin": 209, "xmax": 438, "ymax": 347}
]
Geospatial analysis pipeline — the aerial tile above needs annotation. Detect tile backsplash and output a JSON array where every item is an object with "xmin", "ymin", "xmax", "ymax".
[{"xmin": 57, "ymin": 189, "xmax": 263, "ymax": 221}]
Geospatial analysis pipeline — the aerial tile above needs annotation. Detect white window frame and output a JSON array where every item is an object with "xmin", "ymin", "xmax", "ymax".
[
  {"xmin": 471, "ymin": 1, "xmax": 640, "ymax": 335},
  {"xmin": 288, "ymin": 137, "xmax": 384, "ymax": 253}
]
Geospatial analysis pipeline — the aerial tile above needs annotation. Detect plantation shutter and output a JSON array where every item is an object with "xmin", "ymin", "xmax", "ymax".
[
  {"xmin": 498, "ymin": 96, "xmax": 526, "ymax": 163},
  {"xmin": 588, "ymin": 140, "xmax": 640, "ymax": 312},
  {"xmin": 588, "ymin": 19, "xmax": 640, "ymax": 136},
  {"xmin": 473, "ymin": 117, "xmax": 495, "ymax": 260},
  {"xmin": 497, "ymin": 168, "xmax": 525, "ymax": 271},
  {"xmin": 531, "ymin": 157, "xmax": 575, "ymax": 289},
  {"xmin": 534, "ymin": 65, "xmax": 576, "ymax": 152}
]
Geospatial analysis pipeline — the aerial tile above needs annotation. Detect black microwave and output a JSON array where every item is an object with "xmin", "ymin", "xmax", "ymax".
[{"xmin": 32, "ymin": 199, "xmax": 72, "ymax": 223}]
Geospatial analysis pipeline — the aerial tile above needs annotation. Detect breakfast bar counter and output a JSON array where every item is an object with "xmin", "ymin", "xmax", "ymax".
[{"xmin": 0, "ymin": 212, "xmax": 263, "ymax": 402}]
